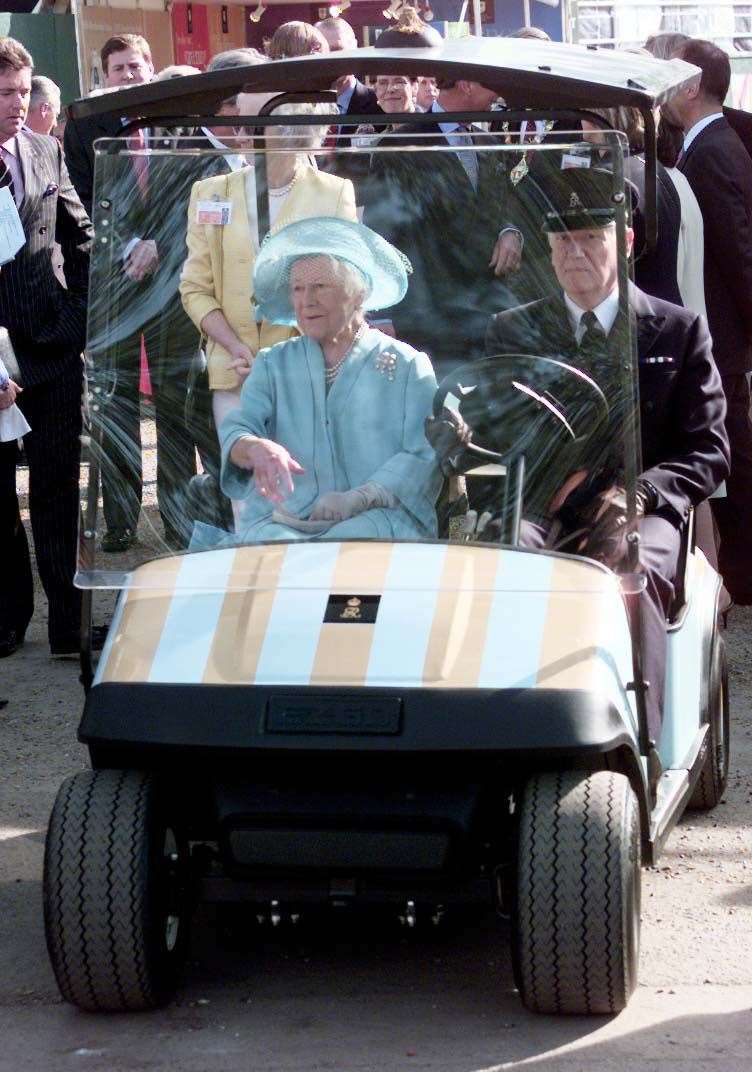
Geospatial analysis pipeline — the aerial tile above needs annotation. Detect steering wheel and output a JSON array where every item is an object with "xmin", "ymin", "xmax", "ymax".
[{"xmin": 431, "ymin": 353, "xmax": 609, "ymax": 475}]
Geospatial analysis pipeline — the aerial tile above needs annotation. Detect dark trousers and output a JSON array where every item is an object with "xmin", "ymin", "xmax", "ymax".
[
  {"xmin": 521, "ymin": 512, "xmax": 681, "ymax": 740},
  {"xmin": 99, "ymin": 307, "xmax": 199, "ymax": 544},
  {"xmin": 711, "ymin": 373, "xmax": 752, "ymax": 603},
  {"xmin": 0, "ymin": 373, "xmax": 83, "ymax": 645}
]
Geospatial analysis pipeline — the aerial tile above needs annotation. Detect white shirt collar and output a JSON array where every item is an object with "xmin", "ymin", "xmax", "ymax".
[
  {"xmin": 564, "ymin": 288, "xmax": 619, "ymax": 341},
  {"xmin": 201, "ymin": 126, "xmax": 245, "ymax": 171},
  {"xmin": 432, "ymin": 100, "xmax": 460, "ymax": 136},
  {"xmin": 337, "ymin": 82, "xmax": 356, "ymax": 115},
  {"xmin": 683, "ymin": 112, "xmax": 723, "ymax": 153}
]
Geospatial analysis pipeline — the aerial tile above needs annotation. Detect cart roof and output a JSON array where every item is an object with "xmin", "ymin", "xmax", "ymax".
[{"xmin": 68, "ymin": 36, "xmax": 700, "ymax": 121}]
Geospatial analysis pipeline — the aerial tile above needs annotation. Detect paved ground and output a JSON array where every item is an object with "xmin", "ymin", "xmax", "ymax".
[{"xmin": 2, "ymin": 473, "xmax": 751, "ymax": 1068}]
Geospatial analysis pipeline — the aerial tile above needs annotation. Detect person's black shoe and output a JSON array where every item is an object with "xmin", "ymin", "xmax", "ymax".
[
  {"xmin": 0, "ymin": 627, "xmax": 26, "ymax": 658},
  {"xmin": 101, "ymin": 528, "xmax": 135, "ymax": 553},
  {"xmin": 50, "ymin": 624, "xmax": 108, "ymax": 659}
]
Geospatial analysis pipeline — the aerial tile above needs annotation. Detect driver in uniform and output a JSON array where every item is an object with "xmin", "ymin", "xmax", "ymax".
[{"xmin": 436, "ymin": 169, "xmax": 729, "ymax": 744}]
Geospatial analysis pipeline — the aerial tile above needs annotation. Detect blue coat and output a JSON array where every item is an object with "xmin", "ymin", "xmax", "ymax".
[{"xmin": 203, "ymin": 327, "xmax": 441, "ymax": 545}]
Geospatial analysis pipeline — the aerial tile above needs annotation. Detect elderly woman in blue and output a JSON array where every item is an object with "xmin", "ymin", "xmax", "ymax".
[{"xmin": 205, "ymin": 217, "xmax": 441, "ymax": 545}]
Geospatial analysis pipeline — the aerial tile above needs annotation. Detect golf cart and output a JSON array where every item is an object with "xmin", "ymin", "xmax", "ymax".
[{"xmin": 43, "ymin": 39, "xmax": 728, "ymax": 1016}]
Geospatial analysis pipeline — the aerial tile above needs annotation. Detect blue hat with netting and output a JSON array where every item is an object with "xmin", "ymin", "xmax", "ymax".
[{"xmin": 252, "ymin": 216, "xmax": 412, "ymax": 326}]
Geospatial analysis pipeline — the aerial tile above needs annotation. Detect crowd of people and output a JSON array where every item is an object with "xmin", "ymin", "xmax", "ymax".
[{"xmin": 0, "ymin": 10, "xmax": 749, "ymax": 744}]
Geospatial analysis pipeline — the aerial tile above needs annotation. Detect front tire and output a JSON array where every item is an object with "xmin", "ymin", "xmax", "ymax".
[
  {"xmin": 515, "ymin": 770, "xmax": 641, "ymax": 1015},
  {"xmin": 43, "ymin": 769, "xmax": 190, "ymax": 1011}
]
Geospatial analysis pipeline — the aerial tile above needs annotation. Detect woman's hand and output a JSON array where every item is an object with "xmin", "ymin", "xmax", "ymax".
[
  {"xmin": 230, "ymin": 436, "xmax": 304, "ymax": 503},
  {"xmin": 489, "ymin": 230, "xmax": 523, "ymax": 276},
  {"xmin": 228, "ymin": 343, "xmax": 254, "ymax": 381},
  {"xmin": 309, "ymin": 489, "xmax": 368, "ymax": 522},
  {"xmin": 0, "ymin": 379, "xmax": 21, "ymax": 410}
]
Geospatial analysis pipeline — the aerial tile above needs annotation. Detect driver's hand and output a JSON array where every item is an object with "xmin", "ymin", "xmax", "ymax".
[
  {"xmin": 425, "ymin": 410, "xmax": 472, "ymax": 475},
  {"xmin": 571, "ymin": 482, "xmax": 655, "ymax": 569},
  {"xmin": 489, "ymin": 230, "xmax": 523, "ymax": 276}
]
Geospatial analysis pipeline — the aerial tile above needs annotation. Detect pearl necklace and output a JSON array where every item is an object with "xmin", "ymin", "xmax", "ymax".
[
  {"xmin": 324, "ymin": 323, "xmax": 367, "ymax": 384},
  {"xmin": 269, "ymin": 166, "xmax": 301, "ymax": 199}
]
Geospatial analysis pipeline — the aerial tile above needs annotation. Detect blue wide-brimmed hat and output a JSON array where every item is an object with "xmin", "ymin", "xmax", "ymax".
[{"xmin": 253, "ymin": 217, "xmax": 412, "ymax": 326}]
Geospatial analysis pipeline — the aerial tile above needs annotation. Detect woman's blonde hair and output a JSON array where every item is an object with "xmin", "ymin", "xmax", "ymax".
[
  {"xmin": 267, "ymin": 21, "xmax": 329, "ymax": 60},
  {"xmin": 238, "ymin": 98, "xmax": 338, "ymax": 150}
]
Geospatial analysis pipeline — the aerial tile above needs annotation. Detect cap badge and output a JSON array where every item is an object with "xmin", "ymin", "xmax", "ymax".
[{"xmin": 569, "ymin": 192, "xmax": 582, "ymax": 209}]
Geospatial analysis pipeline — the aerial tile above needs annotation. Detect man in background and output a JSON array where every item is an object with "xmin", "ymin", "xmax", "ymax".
[
  {"xmin": 26, "ymin": 75, "xmax": 60, "ymax": 136},
  {"xmin": 314, "ymin": 17, "xmax": 381, "ymax": 144},
  {"xmin": 64, "ymin": 33, "xmax": 153, "ymax": 216},
  {"xmin": 663, "ymin": 38, "xmax": 752, "ymax": 606},
  {"xmin": 0, "ymin": 37, "xmax": 96, "ymax": 658}
]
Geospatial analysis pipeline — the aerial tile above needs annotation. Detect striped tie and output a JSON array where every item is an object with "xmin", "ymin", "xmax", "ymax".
[{"xmin": 0, "ymin": 154, "xmax": 16, "ymax": 205}]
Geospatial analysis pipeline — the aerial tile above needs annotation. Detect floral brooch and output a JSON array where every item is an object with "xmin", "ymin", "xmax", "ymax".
[{"xmin": 374, "ymin": 350, "xmax": 398, "ymax": 382}]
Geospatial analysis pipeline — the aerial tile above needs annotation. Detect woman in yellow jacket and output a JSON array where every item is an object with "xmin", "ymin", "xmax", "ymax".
[{"xmin": 179, "ymin": 103, "xmax": 357, "ymax": 517}]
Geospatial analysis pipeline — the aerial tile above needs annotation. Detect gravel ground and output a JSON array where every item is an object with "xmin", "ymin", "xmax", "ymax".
[{"xmin": 1, "ymin": 431, "xmax": 751, "ymax": 1070}]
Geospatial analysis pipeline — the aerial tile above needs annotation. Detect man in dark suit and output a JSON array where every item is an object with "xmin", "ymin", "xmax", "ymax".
[
  {"xmin": 63, "ymin": 33, "xmax": 154, "ymax": 218},
  {"xmin": 661, "ymin": 39, "xmax": 752, "ymax": 605},
  {"xmin": 480, "ymin": 169, "xmax": 729, "ymax": 739},
  {"xmin": 67, "ymin": 34, "xmax": 219, "ymax": 552},
  {"xmin": 0, "ymin": 37, "xmax": 95, "ymax": 657},
  {"xmin": 363, "ymin": 76, "xmax": 523, "ymax": 380},
  {"xmin": 314, "ymin": 16, "xmax": 382, "ymax": 147}
]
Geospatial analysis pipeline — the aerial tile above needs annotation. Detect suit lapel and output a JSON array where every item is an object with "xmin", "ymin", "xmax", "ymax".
[
  {"xmin": 16, "ymin": 134, "xmax": 45, "ymax": 227},
  {"xmin": 630, "ymin": 284, "xmax": 666, "ymax": 355},
  {"xmin": 679, "ymin": 115, "xmax": 725, "ymax": 170}
]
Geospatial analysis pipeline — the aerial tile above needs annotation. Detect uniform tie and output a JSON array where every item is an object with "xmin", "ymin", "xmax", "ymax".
[{"xmin": 578, "ymin": 309, "xmax": 611, "ymax": 385}]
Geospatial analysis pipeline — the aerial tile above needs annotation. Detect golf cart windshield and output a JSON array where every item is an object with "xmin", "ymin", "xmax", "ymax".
[{"xmin": 77, "ymin": 128, "xmax": 638, "ymax": 591}]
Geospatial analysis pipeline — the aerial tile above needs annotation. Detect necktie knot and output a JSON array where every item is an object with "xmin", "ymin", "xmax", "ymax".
[
  {"xmin": 0, "ymin": 152, "xmax": 16, "ymax": 205},
  {"xmin": 580, "ymin": 310, "xmax": 603, "ymax": 336}
]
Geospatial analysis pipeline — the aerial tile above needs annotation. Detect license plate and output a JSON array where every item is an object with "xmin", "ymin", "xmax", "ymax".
[{"xmin": 266, "ymin": 695, "xmax": 402, "ymax": 735}]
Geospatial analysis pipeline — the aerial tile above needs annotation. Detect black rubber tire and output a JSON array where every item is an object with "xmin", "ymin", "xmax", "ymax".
[
  {"xmin": 689, "ymin": 634, "xmax": 730, "ymax": 811},
  {"xmin": 515, "ymin": 770, "xmax": 641, "ymax": 1015},
  {"xmin": 43, "ymin": 769, "xmax": 189, "ymax": 1011}
]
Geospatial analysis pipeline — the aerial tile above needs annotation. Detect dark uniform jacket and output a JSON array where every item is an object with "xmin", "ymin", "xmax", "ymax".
[
  {"xmin": 486, "ymin": 285, "xmax": 730, "ymax": 526},
  {"xmin": 0, "ymin": 131, "xmax": 92, "ymax": 388},
  {"xmin": 679, "ymin": 116, "xmax": 752, "ymax": 376}
]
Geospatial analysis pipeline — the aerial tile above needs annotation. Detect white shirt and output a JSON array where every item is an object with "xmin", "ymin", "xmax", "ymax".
[
  {"xmin": 564, "ymin": 288, "xmax": 619, "ymax": 343},
  {"xmin": 337, "ymin": 82, "xmax": 356, "ymax": 115},
  {"xmin": 433, "ymin": 100, "xmax": 471, "ymax": 145},
  {"xmin": 683, "ymin": 112, "xmax": 723, "ymax": 154},
  {"xmin": 242, "ymin": 165, "xmax": 290, "ymax": 252}
]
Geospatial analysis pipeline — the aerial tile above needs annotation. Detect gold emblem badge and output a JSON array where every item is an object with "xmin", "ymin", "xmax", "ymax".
[{"xmin": 340, "ymin": 596, "xmax": 362, "ymax": 620}]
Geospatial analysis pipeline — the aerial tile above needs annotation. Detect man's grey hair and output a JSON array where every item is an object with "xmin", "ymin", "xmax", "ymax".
[
  {"xmin": 30, "ymin": 75, "xmax": 61, "ymax": 111},
  {"xmin": 206, "ymin": 48, "xmax": 266, "ymax": 73},
  {"xmin": 207, "ymin": 48, "xmax": 267, "ymax": 108},
  {"xmin": 314, "ymin": 17, "xmax": 358, "ymax": 49}
]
